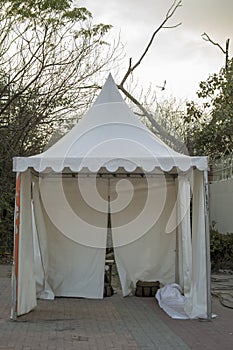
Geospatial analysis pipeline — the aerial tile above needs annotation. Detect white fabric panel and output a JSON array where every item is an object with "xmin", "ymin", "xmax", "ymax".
[
  {"xmin": 39, "ymin": 177, "xmax": 108, "ymax": 248},
  {"xmin": 31, "ymin": 199, "xmax": 44, "ymax": 296},
  {"xmin": 177, "ymin": 175, "xmax": 192, "ymax": 297},
  {"xmin": 111, "ymin": 177, "xmax": 176, "ymax": 296},
  {"xmin": 176, "ymin": 224, "xmax": 184, "ymax": 288},
  {"xmin": 35, "ymin": 176, "xmax": 107, "ymax": 299},
  {"xmin": 43, "ymin": 219, "xmax": 106, "ymax": 298},
  {"xmin": 185, "ymin": 170, "xmax": 207, "ymax": 319},
  {"xmin": 32, "ymin": 177, "xmax": 54, "ymax": 299},
  {"xmin": 17, "ymin": 170, "xmax": 37, "ymax": 316},
  {"xmin": 173, "ymin": 178, "xmax": 184, "ymax": 289}
]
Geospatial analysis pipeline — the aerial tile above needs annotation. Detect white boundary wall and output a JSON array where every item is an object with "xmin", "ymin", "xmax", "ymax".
[{"xmin": 209, "ymin": 178, "xmax": 233, "ymax": 233}]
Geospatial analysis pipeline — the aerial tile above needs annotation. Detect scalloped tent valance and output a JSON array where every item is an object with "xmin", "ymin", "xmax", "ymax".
[{"xmin": 13, "ymin": 74, "xmax": 208, "ymax": 173}]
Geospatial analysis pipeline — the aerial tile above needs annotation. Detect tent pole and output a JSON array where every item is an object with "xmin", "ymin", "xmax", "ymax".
[
  {"xmin": 175, "ymin": 227, "xmax": 179, "ymax": 284},
  {"xmin": 11, "ymin": 172, "xmax": 21, "ymax": 320},
  {"xmin": 204, "ymin": 170, "xmax": 212, "ymax": 320},
  {"xmin": 107, "ymin": 178, "xmax": 113, "ymax": 249},
  {"xmin": 174, "ymin": 177, "xmax": 179, "ymax": 285}
]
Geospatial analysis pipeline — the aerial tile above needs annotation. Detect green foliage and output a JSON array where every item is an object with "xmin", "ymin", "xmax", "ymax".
[
  {"xmin": 185, "ymin": 57, "xmax": 233, "ymax": 162},
  {"xmin": 210, "ymin": 228, "xmax": 233, "ymax": 271},
  {"xmin": 0, "ymin": 0, "xmax": 90, "ymax": 21}
]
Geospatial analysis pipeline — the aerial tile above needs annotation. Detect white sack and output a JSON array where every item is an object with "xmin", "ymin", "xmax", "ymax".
[{"xmin": 156, "ymin": 283, "xmax": 189, "ymax": 319}]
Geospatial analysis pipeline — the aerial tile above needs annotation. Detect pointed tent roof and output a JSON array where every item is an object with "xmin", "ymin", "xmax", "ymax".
[{"xmin": 13, "ymin": 74, "xmax": 207, "ymax": 173}]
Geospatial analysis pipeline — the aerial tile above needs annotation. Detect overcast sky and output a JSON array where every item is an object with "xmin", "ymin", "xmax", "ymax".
[{"xmin": 78, "ymin": 0, "xmax": 233, "ymax": 101}]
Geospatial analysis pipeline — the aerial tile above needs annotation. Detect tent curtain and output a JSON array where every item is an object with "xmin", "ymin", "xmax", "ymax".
[
  {"xmin": 32, "ymin": 177, "xmax": 54, "ymax": 299},
  {"xmin": 177, "ymin": 175, "xmax": 192, "ymax": 297},
  {"xmin": 32, "ymin": 176, "xmax": 108, "ymax": 299},
  {"xmin": 17, "ymin": 170, "xmax": 37, "ymax": 316},
  {"xmin": 111, "ymin": 176, "xmax": 177, "ymax": 296},
  {"xmin": 185, "ymin": 170, "xmax": 208, "ymax": 318}
]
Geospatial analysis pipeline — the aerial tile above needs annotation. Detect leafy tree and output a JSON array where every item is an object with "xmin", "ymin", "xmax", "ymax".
[
  {"xmin": 184, "ymin": 41, "xmax": 233, "ymax": 162},
  {"xmin": 0, "ymin": 0, "xmax": 120, "ymax": 254}
]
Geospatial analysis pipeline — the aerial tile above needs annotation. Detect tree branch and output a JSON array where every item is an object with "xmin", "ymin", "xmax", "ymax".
[
  {"xmin": 117, "ymin": 0, "xmax": 185, "ymax": 152},
  {"xmin": 202, "ymin": 32, "xmax": 226, "ymax": 54},
  {"xmin": 118, "ymin": 84, "xmax": 187, "ymax": 153},
  {"xmin": 163, "ymin": 23, "xmax": 182, "ymax": 29},
  {"xmin": 202, "ymin": 33, "xmax": 230, "ymax": 71},
  {"xmin": 120, "ymin": 0, "xmax": 182, "ymax": 86}
]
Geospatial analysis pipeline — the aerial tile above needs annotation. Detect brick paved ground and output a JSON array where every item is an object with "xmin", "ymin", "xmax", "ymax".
[{"xmin": 0, "ymin": 264, "xmax": 232, "ymax": 350}]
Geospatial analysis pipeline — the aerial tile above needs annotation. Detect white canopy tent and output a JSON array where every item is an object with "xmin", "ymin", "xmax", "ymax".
[{"xmin": 12, "ymin": 74, "xmax": 211, "ymax": 319}]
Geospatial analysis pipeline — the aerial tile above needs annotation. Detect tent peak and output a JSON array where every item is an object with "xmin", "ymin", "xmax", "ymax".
[{"xmin": 93, "ymin": 74, "xmax": 124, "ymax": 106}]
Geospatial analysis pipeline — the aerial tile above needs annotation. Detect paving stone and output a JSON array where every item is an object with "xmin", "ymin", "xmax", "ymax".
[{"xmin": 1, "ymin": 264, "xmax": 233, "ymax": 350}]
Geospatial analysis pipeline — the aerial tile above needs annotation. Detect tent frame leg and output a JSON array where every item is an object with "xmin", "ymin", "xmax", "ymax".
[{"xmin": 11, "ymin": 172, "xmax": 21, "ymax": 320}]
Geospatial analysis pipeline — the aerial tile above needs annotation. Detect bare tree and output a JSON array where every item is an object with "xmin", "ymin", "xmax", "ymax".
[
  {"xmin": 117, "ymin": 0, "xmax": 186, "ymax": 152},
  {"xmin": 0, "ymin": 0, "xmax": 122, "ymax": 253},
  {"xmin": 0, "ymin": 1, "xmax": 122, "ymax": 159}
]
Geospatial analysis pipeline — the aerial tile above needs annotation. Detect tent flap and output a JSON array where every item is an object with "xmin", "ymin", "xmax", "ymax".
[
  {"xmin": 112, "ymin": 177, "xmax": 177, "ymax": 296},
  {"xmin": 17, "ymin": 170, "xmax": 37, "ymax": 316},
  {"xmin": 32, "ymin": 176, "xmax": 107, "ymax": 299},
  {"xmin": 185, "ymin": 170, "xmax": 208, "ymax": 319}
]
